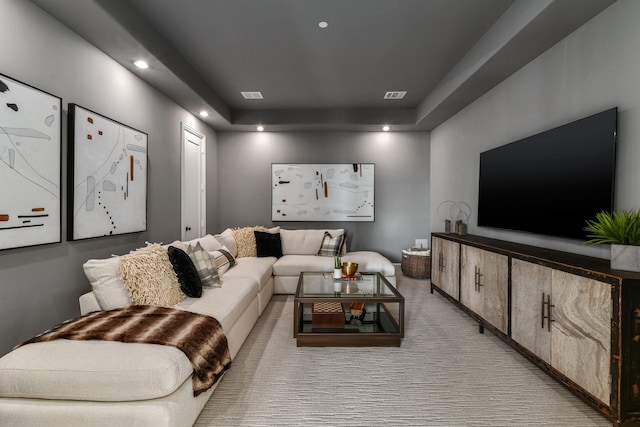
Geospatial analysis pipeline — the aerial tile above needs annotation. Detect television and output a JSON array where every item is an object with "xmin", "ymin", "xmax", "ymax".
[{"xmin": 477, "ymin": 107, "xmax": 617, "ymax": 240}]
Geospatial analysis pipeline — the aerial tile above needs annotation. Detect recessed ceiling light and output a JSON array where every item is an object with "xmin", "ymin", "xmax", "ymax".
[
  {"xmin": 383, "ymin": 91, "xmax": 407, "ymax": 99},
  {"xmin": 134, "ymin": 60, "xmax": 149, "ymax": 69},
  {"xmin": 318, "ymin": 21, "xmax": 328, "ymax": 29},
  {"xmin": 382, "ymin": 126, "xmax": 390, "ymax": 132},
  {"xmin": 199, "ymin": 111, "xmax": 209, "ymax": 117},
  {"xmin": 256, "ymin": 126, "xmax": 264, "ymax": 132},
  {"xmin": 241, "ymin": 91, "xmax": 264, "ymax": 99}
]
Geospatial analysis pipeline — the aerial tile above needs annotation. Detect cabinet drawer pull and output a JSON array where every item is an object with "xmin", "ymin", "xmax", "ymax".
[
  {"xmin": 541, "ymin": 293, "xmax": 555, "ymax": 331},
  {"xmin": 474, "ymin": 266, "xmax": 483, "ymax": 291}
]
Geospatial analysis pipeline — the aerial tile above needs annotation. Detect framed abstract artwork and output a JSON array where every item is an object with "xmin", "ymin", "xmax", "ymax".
[
  {"xmin": 68, "ymin": 104, "xmax": 148, "ymax": 240},
  {"xmin": 0, "ymin": 73, "xmax": 62, "ymax": 250},
  {"xmin": 272, "ymin": 163, "xmax": 375, "ymax": 222}
]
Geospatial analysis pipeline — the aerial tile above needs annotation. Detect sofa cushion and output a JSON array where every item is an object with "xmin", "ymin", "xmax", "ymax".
[
  {"xmin": 177, "ymin": 278, "xmax": 257, "ymax": 333},
  {"xmin": 254, "ymin": 231, "xmax": 283, "ymax": 258},
  {"xmin": 168, "ymin": 246, "xmax": 203, "ymax": 298},
  {"xmin": 120, "ymin": 244, "xmax": 185, "ymax": 307},
  {"xmin": 83, "ymin": 256, "xmax": 133, "ymax": 310},
  {"xmin": 280, "ymin": 229, "xmax": 344, "ymax": 255},
  {"xmin": 273, "ymin": 254, "xmax": 334, "ymax": 276},
  {"xmin": 317, "ymin": 231, "xmax": 344, "ymax": 257},
  {"xmin": 0, "ymin": 340, "xmax": 193, "ymax": 401},
  {"xmin": 186, "ymin": 242, "xmax": 221, "ymax": 288},
  {"xmin": 223, "ymin": 257, "xmax": 276, "ymax": 291},
  {"xmin": 342, "ymin": 251, "xmax": 396, "ymax": 276}
]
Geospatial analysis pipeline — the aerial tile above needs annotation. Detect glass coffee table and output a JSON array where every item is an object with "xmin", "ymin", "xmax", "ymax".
[{"xmin": 293, "ymin": 272, "xmax": 404, "ymax": 347}]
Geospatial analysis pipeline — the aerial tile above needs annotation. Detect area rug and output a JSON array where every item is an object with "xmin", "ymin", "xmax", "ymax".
[{"xmin": 195, "ymin": 274, "xmax": 609, "ymax": 426}]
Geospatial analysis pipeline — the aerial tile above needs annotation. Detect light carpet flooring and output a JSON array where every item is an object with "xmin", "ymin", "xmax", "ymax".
[{"xmin": 194, "ymin": 273, "xmax": 611, "ymax": 426}]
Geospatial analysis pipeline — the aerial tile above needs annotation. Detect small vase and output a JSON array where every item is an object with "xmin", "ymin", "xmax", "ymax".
[
  {"xmin": 611, "ymin": 244, "xmax": 640, "ymax": 272},
  {"xmin": 333, "ymin": 268, "xmax": 342, "ymax": 279}
]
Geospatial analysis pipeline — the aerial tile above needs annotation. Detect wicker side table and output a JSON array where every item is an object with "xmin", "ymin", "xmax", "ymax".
[{"xmin": 401, "ymin": 249, "xmax": 431, "ymax": 279}]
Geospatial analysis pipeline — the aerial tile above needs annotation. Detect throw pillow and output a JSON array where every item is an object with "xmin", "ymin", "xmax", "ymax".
[
  {"xmin": 317, "ymin": 231, "xmax": 345, "ymax": 256},
  {"xmin": 83, "ymin": 256, "xmax": 133, "ymax": 310},
  {"xmin": 119, "ymin": 243, "xmax": 185, "ymax": 307},
  {"xmin": 210, "ymin": 246, "xmax": 236, "ymax": 276},
  {"xmin": 186, "ymin": 241, "xmax": 221, "ymax": 288},
  {"xmin": 168, "ymin": 246, "xmax": 203, "ymax": 298},
  {"xmin": 254, "ymin": 230, "xmax": 283, "ymax": 258},
  {"xmin": 214, "ymin": 228, "xmax": 237, "ymax": 257},
  {"xmin": 233, "ymin": 226, "xmax": 268, "ymax": 258}
]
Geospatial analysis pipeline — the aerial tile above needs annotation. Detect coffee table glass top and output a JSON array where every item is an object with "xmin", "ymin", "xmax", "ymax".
[{"xmin": 297, "ymin": 272, "xmax": 400, "ymax": 299}]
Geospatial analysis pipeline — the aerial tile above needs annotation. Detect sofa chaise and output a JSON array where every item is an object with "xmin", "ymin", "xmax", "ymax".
[{"xmin": 0, "ymin": 227, "xmax": 395, "ymax": 426}]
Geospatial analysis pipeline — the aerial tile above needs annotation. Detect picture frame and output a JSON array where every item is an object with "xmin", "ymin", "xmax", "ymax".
[
  {"xmin": 272, "ymin": 163, "xmax": 375, "ymax": 222},
  {"xmin": 68, "ymin": 104, "xmax": 148, "ymax": 240},
  {"xmin": 0, "ymin": 73, "xmax": 62, "ymax": 250}
]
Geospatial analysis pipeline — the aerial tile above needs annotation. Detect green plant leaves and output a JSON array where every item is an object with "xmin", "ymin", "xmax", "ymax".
[{"xmin": 584, "ymin": 210, "xmax": 640, "ymax": 246}]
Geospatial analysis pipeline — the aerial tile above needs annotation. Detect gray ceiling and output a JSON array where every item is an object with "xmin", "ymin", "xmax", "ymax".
[{"xmin": 31, "ymin": 0, "xmax": 616, "ymax": 131}]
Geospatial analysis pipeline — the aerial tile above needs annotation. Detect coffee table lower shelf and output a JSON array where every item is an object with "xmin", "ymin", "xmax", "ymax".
[{"xmin": 295, "ymin": 302, "xmax": 402, "ymax": 347}]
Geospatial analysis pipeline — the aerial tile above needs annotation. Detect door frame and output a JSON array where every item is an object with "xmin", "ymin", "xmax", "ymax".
[{"xmin": 180, "ymin": 122, "xmax": 206, "ymax": 240}]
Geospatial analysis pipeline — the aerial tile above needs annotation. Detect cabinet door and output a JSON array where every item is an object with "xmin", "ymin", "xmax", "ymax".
[
  {"xmin": 511, "ymin": 259, "xmax": 552, "ymax": 363},
  {"xmin": 551, "ymin": 270, "xmax": 611, "ymax": 404},
  {"xmin": 481, "ymin": 250, "xmax": 509, "ymax": 334},
  {"xmin": 461, "ymin": 246, "xmax": 509, "ymax": 333},
  {"xmin": 460, "ymin": 245, "xmax": 483, "ymax": 315},
  {"xmin": 432, "ymin": 237, "xmax": 459, "ymax": 299}
]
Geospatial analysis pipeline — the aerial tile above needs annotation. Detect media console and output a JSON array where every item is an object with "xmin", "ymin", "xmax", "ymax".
[{"xmin": 430, "ymin": 232, "xmax": 640, "ymax": 426}]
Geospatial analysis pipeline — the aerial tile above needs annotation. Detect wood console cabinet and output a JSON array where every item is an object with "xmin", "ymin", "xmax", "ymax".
[{"xmin": 430, "ymin": 232, "xmax": 640, "ymax": 426}]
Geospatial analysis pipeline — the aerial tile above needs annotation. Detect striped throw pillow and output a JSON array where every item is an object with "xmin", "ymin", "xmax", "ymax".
[{"xmin": 210, "ymin": 246, "xmax": 236, "ymax": 276}]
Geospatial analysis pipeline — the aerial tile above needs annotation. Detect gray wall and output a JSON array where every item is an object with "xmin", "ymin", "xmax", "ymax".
[
  {"xmin": 0, "ymin": 0, "xmax": 217, "ymax": 356},
  {"xmin": 430, "ymin": 0, "xmax": 639, "ymax": 259},
  {"xmin": 217, "ymin": 131, "xmax": 430, "ymax": 261}
]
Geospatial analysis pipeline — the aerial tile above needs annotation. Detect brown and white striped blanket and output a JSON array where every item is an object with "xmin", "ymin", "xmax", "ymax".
[{"xmin": 17, "ymin": 305, "xmax": 232, "ymax": 396}]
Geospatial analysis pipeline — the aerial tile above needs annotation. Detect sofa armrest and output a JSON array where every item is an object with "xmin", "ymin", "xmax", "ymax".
[{"xmin": 79, "ymin": 292, "xmax": 101, "ymax": 314}]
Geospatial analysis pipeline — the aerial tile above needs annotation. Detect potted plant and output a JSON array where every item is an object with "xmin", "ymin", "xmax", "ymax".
[
  {"xmin": 584, "ymin": 209, "xmax": 640, "ymax": 271},
  {"xmin": 333, "ymin": 255, "xmax": 342, "ymax": 279}
]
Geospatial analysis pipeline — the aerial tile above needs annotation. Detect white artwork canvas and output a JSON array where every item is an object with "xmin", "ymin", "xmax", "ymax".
[
  {"xmin": 69, "ymin": 104, "xmax": 147, "ymax": 240},
  {"xmin": 0, "ymin": 73, "xmax": 61, "ymax": 250},
  {"xmin": 272, "ymin": 163, "xmax": 374, "ymax": 222}
]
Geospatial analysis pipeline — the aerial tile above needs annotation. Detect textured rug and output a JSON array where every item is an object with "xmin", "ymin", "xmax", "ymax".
[{"xmin": 194, "ymin": 274, "xmax": 610, "ymax": 426}]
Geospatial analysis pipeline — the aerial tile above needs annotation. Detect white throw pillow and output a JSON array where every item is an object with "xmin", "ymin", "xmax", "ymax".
[
  {"xmin": 83, "ymin": 256, "xmax": 132, "ymax": 310},
  {"xmin": 214, "ymin": 228, "xmax": 237, "ymax": 257}
]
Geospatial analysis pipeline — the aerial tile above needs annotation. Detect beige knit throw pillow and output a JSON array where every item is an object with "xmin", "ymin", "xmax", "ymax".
[
  {"xmin": 119, "ymin": 243, "xmax": 185, "ymax": 307},
  {"xmin": 233, "ymin": 226, "xmax": 268, "ymax": 258}
]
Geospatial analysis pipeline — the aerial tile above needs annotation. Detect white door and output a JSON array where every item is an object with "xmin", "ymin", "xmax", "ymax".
[{"xmin": 181, "ymin": 123, "xmax": 206, "ymax": 241}]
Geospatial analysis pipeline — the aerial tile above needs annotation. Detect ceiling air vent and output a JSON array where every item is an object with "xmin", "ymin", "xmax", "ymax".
[
  {"xmin": 383, "ymin": 91, "xmax": 407, "ymax": 100},
  {"xmin": 241, "ymin": 91, "xmax": 264, "ymax": 99}
]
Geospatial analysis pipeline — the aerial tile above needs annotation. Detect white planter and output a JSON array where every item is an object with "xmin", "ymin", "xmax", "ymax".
[
  {"xmin": 611, "ymin": 244, "xmax": 640, "ymax": 272},
  {"xmin": 333, "ymin": 268, "xmax": 342, "ymax": 279}
]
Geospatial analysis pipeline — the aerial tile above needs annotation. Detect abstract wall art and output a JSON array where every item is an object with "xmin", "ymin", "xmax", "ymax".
[
  {"xmin": 68, "ymin": 104, "xmax": 147, "ymax": 240},
  {"xmin": 0, "ymin": 73, "xmax": 61, "ymax": 250},
  {"xmin": 272, "ymin": 163, "xmax": 374, "ymax": 222}
]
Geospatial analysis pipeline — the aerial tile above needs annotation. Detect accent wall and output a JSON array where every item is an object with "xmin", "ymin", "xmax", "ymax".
[
  {"xmin": 0, "ymin": 0, "xmax": 218, "ymax": 356},
  {"xmin": 430, "ymin": 0, "xmax": 638, "ymax": 259},
  {"xmin": 216, "ymin": 131, "xmax": 430, "ymax": 262}
]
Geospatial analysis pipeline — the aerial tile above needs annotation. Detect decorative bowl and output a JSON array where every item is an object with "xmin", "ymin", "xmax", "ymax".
[{"xmin": 341, "ymin": 262, "xmax": 358, "ymax": 277}]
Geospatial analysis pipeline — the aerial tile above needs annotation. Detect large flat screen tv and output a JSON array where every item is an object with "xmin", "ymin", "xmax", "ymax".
[{"xmin": 477, "ymin": 107, "xmax": 617, "ymax": 240}]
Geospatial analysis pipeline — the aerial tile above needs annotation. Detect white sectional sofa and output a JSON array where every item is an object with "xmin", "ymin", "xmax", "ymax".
[{"xmin": 0, "ymin": 227, "xmax": 395, "ymax": 427}]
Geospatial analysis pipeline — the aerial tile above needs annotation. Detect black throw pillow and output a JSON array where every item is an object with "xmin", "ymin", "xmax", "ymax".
[
  {"xmin": 254, "ymin": 231, "xmax": 283, "ymax": 258},
  {"xmin": 167, "ymin": 246, "xmax": 203, "ymax": 298}
]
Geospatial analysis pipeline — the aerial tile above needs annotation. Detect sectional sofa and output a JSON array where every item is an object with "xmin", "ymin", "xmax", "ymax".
[{"xmin": 0, "ymin": 227, "xmax": 395, "ymax": 427}]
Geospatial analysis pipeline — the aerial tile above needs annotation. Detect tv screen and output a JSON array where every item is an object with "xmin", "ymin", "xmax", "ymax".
[{"xmin": 477, "ymin": 107, "xmax": 617, "ymax": 240}]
